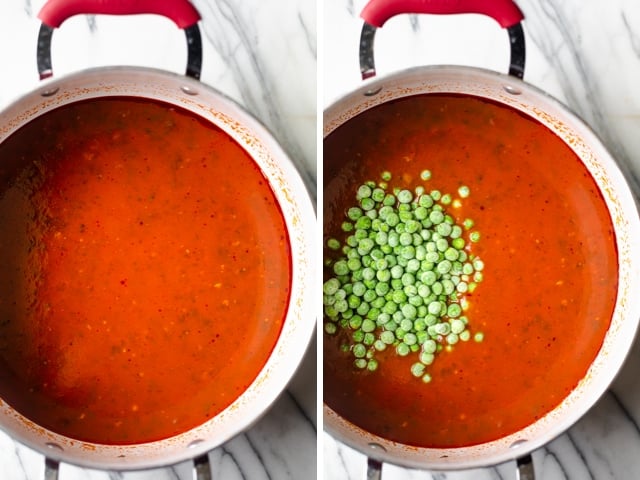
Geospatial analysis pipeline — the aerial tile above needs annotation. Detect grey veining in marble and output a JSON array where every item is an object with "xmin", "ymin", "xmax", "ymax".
[
  {"xmin": 0, "ymin": 0, "xmax": 317, "ymax": 479},
  {"xmin": 323, "ymin": 0, "xmax": 640, "ymax": 479}
]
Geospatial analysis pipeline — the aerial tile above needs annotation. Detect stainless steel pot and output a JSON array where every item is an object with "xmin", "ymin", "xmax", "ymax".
[
  {"xmin": 0, "ymin": 0, "xmax": 316, "ymax": 477},
  {"xmin": 323, "ymin": 0, "xmax": 640, "ymax": 477}
]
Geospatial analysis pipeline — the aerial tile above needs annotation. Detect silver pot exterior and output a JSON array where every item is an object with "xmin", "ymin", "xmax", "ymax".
[
  {"xmin": 0, "ymin": 66, "xmax": 316, "ymax": 470},
  {"xmin": 323, "ymin": 65, "xmax": 640, "ymax": 470}
]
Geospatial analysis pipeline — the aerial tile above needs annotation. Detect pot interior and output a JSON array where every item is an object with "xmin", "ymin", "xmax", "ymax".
[
  {"xmin": 323, "ymin": 66, "xmax": 640, "ymax": 470},
  {"xmin": 0, "ymin": 67, "xmax": 316, "ymax": 470}
]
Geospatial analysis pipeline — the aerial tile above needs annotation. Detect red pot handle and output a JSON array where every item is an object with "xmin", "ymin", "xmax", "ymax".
[
  {"xmin": 38, "ymin": 0, "xmax": 200, "ymax": 29},
  {"xmin": 36, "ymin": 0, "xmax": 202, "ymax": 80},
  {"xmin": 360, "ymin": 0, "xmax": 524, "ymax": 28},
  {"xmin": 358, "ymin": 0, "xmax": 526, "ymax": 81}
]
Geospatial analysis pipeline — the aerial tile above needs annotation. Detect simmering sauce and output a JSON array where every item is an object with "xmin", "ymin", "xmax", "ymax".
[
  {"xmin": 324, "ymin": 94, "xmax": 617, "ymax": 448},
  {"xmin": 0, "ymin": 97, "xmax": 291, "ymax": 444}
]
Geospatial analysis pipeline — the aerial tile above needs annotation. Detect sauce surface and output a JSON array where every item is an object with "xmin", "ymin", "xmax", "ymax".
[
  {"xmin": 323, "ymin": 94, "xmax": 617, "ymax": 448},
  {"xmin": 0, "ymin": 97, "xmax": 291, "ymax": 444}
]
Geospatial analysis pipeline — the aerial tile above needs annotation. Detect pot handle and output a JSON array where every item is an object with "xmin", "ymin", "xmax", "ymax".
[
  {"xmin": 194, "ymin": 453, "xmax": 213, "ymax": 480},
  {"xmin": 36, "ymin": 0, "xmax": 202, "ymax": 80},
  {"xmin": 44, "ymin": 458, "xmax": 59, "ymax": 480},
  {"xmin": 358, "ymin": 0, "xmax": 526, "ymax": 81},
  {"xmin": 517, "ymin": 454, "xmax": 535, "ymax": 480}
]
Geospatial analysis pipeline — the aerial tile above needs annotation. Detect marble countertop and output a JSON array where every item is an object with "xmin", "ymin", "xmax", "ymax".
[
  {"xmin": 323, "ymin": 0, "xmax": 640, "ymax": 479},
  {"xmin": 0, "ymin": 0, "xmax": 316, "ymax": 479}
]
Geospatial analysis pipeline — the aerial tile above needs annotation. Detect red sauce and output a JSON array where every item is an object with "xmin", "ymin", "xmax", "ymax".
[
  {"xmin": 323, "ymin": 94, "xmax": 617, "ymax": 448},
  {"xmin": 0, "ymin": 97, "xmax": 291, "ymax": 444}
]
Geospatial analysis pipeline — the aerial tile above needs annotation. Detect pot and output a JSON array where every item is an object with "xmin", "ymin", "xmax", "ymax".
[
  {"xmin": 323, "ymin": 0, "xmax": 640, "ymax": 477},
  {"xmin": 0, "ymin": 0, "xmax": 316, "ymax": 477}
]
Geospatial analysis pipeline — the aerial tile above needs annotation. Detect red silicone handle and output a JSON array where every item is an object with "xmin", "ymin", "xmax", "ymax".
[
  {"xmin": 361, "ymin": 0, "xmax": 524, "ymax": 28},
  {"xmin": 38, "ymin": 0, "xmax": 201, "ymax": 29}
]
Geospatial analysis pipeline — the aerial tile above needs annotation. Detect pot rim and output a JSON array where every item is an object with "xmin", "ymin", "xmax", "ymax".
[
  {"xmin": 0, "ymin": 65, "xmax": 317, "ymax": 470},
  {"xmin": 322, "ymin": 64, "xmax": 640, "ymax": 470}
]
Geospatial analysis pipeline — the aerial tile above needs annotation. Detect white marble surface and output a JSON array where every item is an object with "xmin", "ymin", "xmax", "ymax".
[
  {"xmin": 0, "ymin": 0, "xmax": 317, "ymax": 479},
  {"xmin": 323, "ymin": 0, "xmax": 640, "ymax": 478}
]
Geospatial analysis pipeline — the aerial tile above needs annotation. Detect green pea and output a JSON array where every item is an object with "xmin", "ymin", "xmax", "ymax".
[
  {"xmin": 401, "ymin": 272, "xmax": 415, "ymax": 287},
  {"xmin": 435, "ymin": 238, "xmax": 449, "ymax": 252},
  {"xmin": 363, "ymin": 332, "xmax": 376, "ymax": 346},
  {"xmin": 448, "ymin": 303, "xmax": 462, "ymax": 318},
  {"xmin": 382, "ymin": 193, "xmax": 396, "ymax": 206},
  {"xmin": 324, "ymin": 322, "xmax": 337, "ymax": 334},
  {"xmin": 401, "ymin": 304, "xmax": 417, "ymax": 319},
  {"xmin": 361, "ymin": 319, "xmax": 376, "ymax": 333},
  {"xmin": 382, "ymin": 300, "xmax": 398, "ymax": 315},
  {"xmin": 346, "ymin": 294, "xmax": 360, "ymax": 309},
  {"xmin": 327, "ymin": 238, "xmax": 341, "ymax": 250},
  {"xmin": 355, "ymin": 215, "xmax": 372, "ymax": 230},
  {"xmin": 411, "ymin": 362, "xmax": 426, "ymax": 377},
  {"xmin": 399, "ymin": 318, "xmax": 414, "ymax": 332},
  {"xmin": 408, "ymin": 295, "xmax": 423, "ymax": 307},
  {"xmin": 347, "ymin": 207, "xmax": 363, "ymax": 220},
  {"xmin": 449, "ymin": 319, "xmax": 465, "ymax": 334},
  {"xmin": 356, "ymin": 302, "xmax": 369, "ymax": 316},
  {"xmin": 357, "ymin": 184, "xmax": 372, "ymax": 199},
  {"xmin": 434, "ymin": 322, "xmax": 450, "ymax": 336},
  {"xmin": 323, "ymin": 278, "xmax": 340, "ymax": 295},
  {"xmin": 396, "ymin": 342, "xmax": 410, "ymax": 356},
  {"xmin": 429, "ymin": 210, "xmax": 444, "ymax": 224},
  {"xmin": 400, "ymin": 245, "xmax": 415, "ymax": 259},
  {"xmin": 404, "ymin": 333, "xmax": 417, "ymax": 345},
  {"xmin": 379, "ymin": 331, "xmax": 395, "ymax": 345},
  {"xmin": 397, "ymin": 190, "xmax": 413, "ymax": 203},
  {"xmin": 347, "ymin": 258, "xmax": 361, "ymax": 272},
  {"xmin": 427, "ymin": 301, "xmax": 442, "ymax": 316},
  {"xmin": 371, "ymin": 188, "xmax": 385, "ymax": 202},
  {"xmin": 354, "ymin": 358, "xmax": 367, "ymax": 369},
  {"xmin": 404, "ymin": 284, "xmax": 418, "ymax": 297},
  {"xmin": 422, "ymin": 316, "xmax": 436, "ymax": 328},
  {"xmin": 352, "ymin": 343, "xmax": 367, "ymax": 358},
  {"xmin": 420, "ymin": 351, "xmax": 435, "ymax": 365},
  {"xmin": 452, "ymin": 237, "xmax": 466, "ymax": 250},
  {"xmin": 386, "ymin": 212, "xmax": 400, "ymax": 227}
]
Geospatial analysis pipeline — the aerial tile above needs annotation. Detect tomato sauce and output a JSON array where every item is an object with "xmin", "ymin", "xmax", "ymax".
[
  {"xmin": 323, "ymin": 94, "xmax": 617, "ymax": 448},
  {"xmin": 0, "ymin": 97, "xmax": 291, "ymax": 444}
]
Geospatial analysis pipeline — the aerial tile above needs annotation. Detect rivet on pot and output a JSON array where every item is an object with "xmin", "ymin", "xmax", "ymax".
[
  {"xmin": 503, "ymin": 84, "xmax": 522, "ymax": 95},
  {"xmin": 45, "ymin": 442, "xmax": 64, "ymax": 452},
  {"xmin": 188, "ymin": 439, "xmax": 205, "ymax": 449},
  {"xmin": 363, "ymin": 86, "xmax": 382, "ymax": 97},
  {"xmin": 180, "ymin": 85, "xmax": 199, "ymax": 96},
  {"xmin": 40, "ymin": 87, "xmax": 60, "ymax": 97},
  {"xmin": 510, "ymin": 439, "xmax": 528, "ymax": 449},
  {"xmin": 367, "ymin": 442, "xmax": 387, "ymax": 453}
]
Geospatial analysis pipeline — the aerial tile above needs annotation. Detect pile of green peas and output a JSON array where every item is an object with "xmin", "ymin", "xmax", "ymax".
[{"xmin": 323, "ymin": 170, "xmax": 484, "ymax": 383}]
